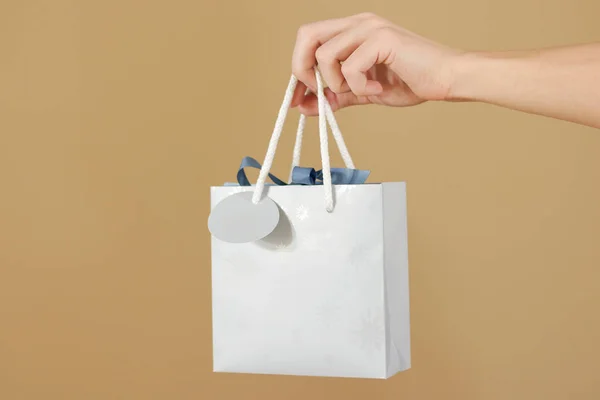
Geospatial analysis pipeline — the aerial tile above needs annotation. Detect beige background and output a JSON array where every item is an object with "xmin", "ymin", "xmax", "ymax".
[{"xmin": 1, "ymin": 1, "xmax": 600, "ymax": 399}]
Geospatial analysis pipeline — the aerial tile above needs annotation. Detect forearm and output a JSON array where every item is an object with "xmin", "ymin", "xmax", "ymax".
[{"xmin": 448, "ymin": 44, "xmax": 600, "ymax": 128}]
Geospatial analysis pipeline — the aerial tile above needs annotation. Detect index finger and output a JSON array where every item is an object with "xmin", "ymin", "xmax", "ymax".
[{"xmin": 292, "ymin": 14, "xmax": 367, "ymax": 91}]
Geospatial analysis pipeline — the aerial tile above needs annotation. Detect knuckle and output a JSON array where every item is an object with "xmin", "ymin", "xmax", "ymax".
[
  {"xmin": 368, "ymin": 17, "xmax": 388, "ymax": 29},
  {"xmin": 296, "ymin": 23, "xmax": 314, "ymax": 40},
  {"xmin": 357, "ymin": 12, "xmax": 377, "ymax": 20},
  {"xmin": 315, "ymin": 47, "xmax": 332, "ymax": 63},
  {"xmin": 361, "ymin": 19, "xmax": 385, "ymax": 33},
  {"xmin": 292, "ymin": 67, "xmax": 310, "ymax": 83},
  {"xmin": 358, "ymin": 12, "xmax": 386, "ymax": 26},
  {"xmin": 375, "ymin": 26, "xmax": 396, "ymax": 40},
  {"xmin": 340, "ymin": 62, "xmax": 354, "ymax": 77},
  {"xmin": 291, "ymin": 61, "xmax": 307, "ymax": 79}
]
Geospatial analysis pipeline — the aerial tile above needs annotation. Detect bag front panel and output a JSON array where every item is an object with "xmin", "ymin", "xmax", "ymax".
[{"xmin": 210, "ymin": 184, "xmax": 387, "ymax": 378}]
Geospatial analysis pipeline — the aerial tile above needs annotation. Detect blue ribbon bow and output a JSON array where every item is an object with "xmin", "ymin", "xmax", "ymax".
[{"xmin": 237, "ymin": 156, "xmax": 370, "ymax": 186}]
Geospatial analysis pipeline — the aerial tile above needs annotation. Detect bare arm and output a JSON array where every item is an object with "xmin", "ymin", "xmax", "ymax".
[
  {"xmin": 450, "ymin": 44, "xmax": 600, "ymax": 128},
  {"xmin": 291, "ymin": 13, "xmax": 600, "ymax": 129}
]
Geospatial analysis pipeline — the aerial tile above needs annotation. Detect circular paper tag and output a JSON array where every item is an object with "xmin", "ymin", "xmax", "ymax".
[{"xmin": 208, "ymin": 191, "xmax": 280, "ymax": 243}]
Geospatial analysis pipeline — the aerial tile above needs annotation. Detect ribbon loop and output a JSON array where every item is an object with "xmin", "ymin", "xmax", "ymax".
[
  {"xmin": 291, "ymin": 167, "xmax": 317, "ymax": 185},
  {"xmin": 237, "ymin": 156, "xmax": 287, "ymax": 187}
]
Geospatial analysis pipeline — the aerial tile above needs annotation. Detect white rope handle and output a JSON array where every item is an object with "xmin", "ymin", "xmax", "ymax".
[
  {"xmin": 287, "ymin": 98, "xmax": 355, "ymax": 182},
  {"xmin": 288, "ymin": 112, "xmax": 306, "ymax": 183},
  {"xmin": 251, "ymin": 74, "xmax": 298, "ymax": 206},
  {"xmin": 252, "ymin": 69, "xmax": 353, "ymax": 212},
  {"xmin": 315, "ymin": 69, "xmax": 333, "ymax": 212}
]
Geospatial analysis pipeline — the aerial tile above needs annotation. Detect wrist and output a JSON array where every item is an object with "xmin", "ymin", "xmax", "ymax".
[
  {"xmin": 445, "ymin": 50, "xmax": 541, "ymax": 103},
  {"xmin": 445, "ymin": 51, "xmax": 491, "ymax": 102}
]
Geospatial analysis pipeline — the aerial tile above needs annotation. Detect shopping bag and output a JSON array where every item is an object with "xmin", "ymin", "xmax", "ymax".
[{"xmin": 208, "ymin": 70, "xmax": 410, "ymax": 379}]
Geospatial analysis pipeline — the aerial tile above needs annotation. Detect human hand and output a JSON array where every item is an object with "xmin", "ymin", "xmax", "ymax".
[{"xmin": 290, "ymin": 13, "xmax": 461, "ymax": 115}]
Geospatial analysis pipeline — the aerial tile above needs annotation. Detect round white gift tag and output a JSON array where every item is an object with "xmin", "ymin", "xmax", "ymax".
[{"xmin": 208, "ymin": 191, "xmax": 280, "ymax": 243}]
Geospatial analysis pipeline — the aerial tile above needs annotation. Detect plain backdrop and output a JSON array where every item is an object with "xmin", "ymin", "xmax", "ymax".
[{"xmin": 1, "ymin": 1, "xmax": 600, "ymax": 399}]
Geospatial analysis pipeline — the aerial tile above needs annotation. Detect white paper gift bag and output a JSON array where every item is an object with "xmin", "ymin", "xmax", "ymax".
[{"xmin": 208, "ymin": 70, "xmax": 410, "ymax": 379}]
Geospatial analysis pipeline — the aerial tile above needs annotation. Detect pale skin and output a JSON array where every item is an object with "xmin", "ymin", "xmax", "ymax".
[{"xmin": 290, "ymin": 13, "xmax": 600, "ymax": 129}]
